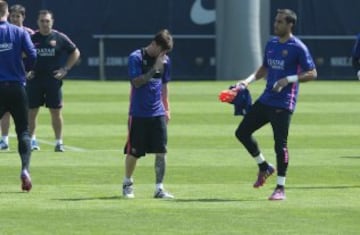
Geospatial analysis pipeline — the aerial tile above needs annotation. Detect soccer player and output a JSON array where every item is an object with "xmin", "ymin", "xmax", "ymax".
[
  {"xmin": 27, "ymin": 10, "xmax": 80, "ymax": 152},
  {"xmin": 351, "ymin": 33, "xmax": 360, "ymax": 80},
  {"xmin": 235, "ymin": 9, "xmax": 317, "ymax": 200},
  {"xmin": 123, "ymin": 29, "xmax": 174, "ymax": 199},
  {"xmin": 0, "ymin": 0, "xmax": 37, "ymax": 191},
  {"xmin": 0, "ymin": 4, "xmax": 34, "ymax": 151}
]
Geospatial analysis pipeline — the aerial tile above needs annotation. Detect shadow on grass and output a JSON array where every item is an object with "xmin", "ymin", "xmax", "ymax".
[
  {"xmin": 340, "ymin": 156, "xmax": 360, "ymax": 159},
  {"xmin": 288, "ymin": 185, "xmax": 360, "ymax": 190},
  {"xmin": 0, "ymin": 191, "xmax": 28, "ymax": 194},
  {"xmin": 54, "ymin": 196, "xmax": 122, "ymax": 201},
  {"xmin": 172, "ymin": 198, "xmax": 265, "ymax": 203}
]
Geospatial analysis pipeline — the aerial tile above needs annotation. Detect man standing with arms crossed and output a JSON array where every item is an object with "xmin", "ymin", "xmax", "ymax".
[
  {"xmin": 123, "ymin": 29, "xmax": 174, "ymax": 199},
  {"xmin": 0, "ymin": 4, "xmax": 34, "ymax": 151},
  {"xmin": 235, "ymin": 9, "xmax": 317, "ymax": 200},
  {"xmin": 27, "ymin": 10, "xmax": 80, "ymax": 152},
  {"xmin": 0, "ymin": 0, "xmax": 36, "ymax": 191}
]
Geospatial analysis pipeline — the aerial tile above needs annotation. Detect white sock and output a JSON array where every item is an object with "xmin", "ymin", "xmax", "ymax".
[
  {"xmin": 123, "ymin": 177, "xmax": 133, "ymax": 185},
  {"xmin": 2, "ymin": 136, "xmax": 9, "ymax": 144},
  {"xmin": 254, "ymin": 153, "xmax": 266, "ymax": 164},
  {"xmin": 156, "ymin": 183, "xmax": 163, "ymax": 191},
  {"xmin": 31, "ymin": 135, "xmax": 36, "ymax": 141},
  {"xmin": 277, "ymin": 176, "xmax": 286, "ymax": 186},
  {"xmin": 56, "ymin": 139, "xmax": 63, "ymax": 145}
]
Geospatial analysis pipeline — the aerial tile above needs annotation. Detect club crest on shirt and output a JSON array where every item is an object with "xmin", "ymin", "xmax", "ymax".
[
  {"xmin": 282, "ymin": 50, "xmax": 288, "ymax": 57},
  {"xmin": 49, "ymin": 40, "xmax": 56, "ymax": 47}
]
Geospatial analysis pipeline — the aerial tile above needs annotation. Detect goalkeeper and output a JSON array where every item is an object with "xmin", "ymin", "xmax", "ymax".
[{"xmin": 234, "ymin": 9, "xmax": 317, "ymax": 200}]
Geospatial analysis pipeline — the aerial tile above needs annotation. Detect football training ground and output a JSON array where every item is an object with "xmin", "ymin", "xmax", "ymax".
[{"xmin": 0, "ymin": 80, "xmax": 359, "ymax": 234}]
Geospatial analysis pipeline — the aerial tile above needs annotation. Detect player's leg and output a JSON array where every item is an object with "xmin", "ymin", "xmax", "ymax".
[
  {"xmin": 8, "ymin": 84, "xmax": 32, "ymax": 191},
  {"xmin": 268, "ymin": 108, "xmax": 292, "ymax": 200},
  {"xmin": 49, "ymin": 108, "xmax": 64, "ymax": 152},
  {"xmin": 151, "ymin": 116, "xmax": 173, "ymax": 199},
  {"xmin": 28, "ymin": 107, "xmax": 40, "ymax": 150},
  {"xmin": 46, "ymin": 81, "xmax": 64, "ymax": 152},
  {"xmin": 235, "ymin": 101, "xmax": 275, "ymax": 187},
  {"xmin": 122, "ymin": 117, "xmax": 146, "ymax": 198},
  {"xmin": 26, "ymin": 80, "xmax": 43, "ymax": 151},
  {"xmin": 0, "ymin": 112, "xmax": 11, "ymax": 150}
]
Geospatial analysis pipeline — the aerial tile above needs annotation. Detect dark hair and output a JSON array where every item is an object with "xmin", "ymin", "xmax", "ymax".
[
  {"xmin": 38, "ymin": 9, "xmax": 54, "ymax": 19},
  {"xmin": 153, "ymin": 29, "xmax": 174, "ymax": 51},
  {"xmin": 0, "ymin": 0, "xmax": 8, "ymax": 17},
  {"xmin": 277, "ymin": 9, "xmax": 297, "ymax": 25},
  {"xmin": 10, "ymin": 4, "xmax": 26, "ymax": 16}
]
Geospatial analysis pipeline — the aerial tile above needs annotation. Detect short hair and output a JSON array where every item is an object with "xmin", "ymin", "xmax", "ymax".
[
  {"xmin": 10, "ymin": 4, "xmax": 26, "ymax": 16},
  {"xmin": 38, "ymin": 9, "xmax": 54, "ymax": 19},
  {"xmin": 277, "ymin": 9, "xmax": 297, "ymax": 25},
  {"xmin": 153, "ymin": 29, "xmax": 174, "ymax": 52},
  {"xmin": 0, "ymin": 0, "xmax": 8, "ymax": 17}
]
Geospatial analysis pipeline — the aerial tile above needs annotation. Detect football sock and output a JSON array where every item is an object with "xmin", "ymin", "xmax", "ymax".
[
  {"xmin": 156, "ymin": 183, "xmax": 164, "ymax": 191},
  {"xmin": 123, "ymin": 177, "xmax": 133, "ymax": 185},
  {"xmin": 55, "ymin": 139, "xmax": 63, "ymax": 145},
  {"xmin": 276, "ymin": 176, "xmax": 286, "ymax": 188},
  {"xmin": 254, "ymin": 153, "xmax": 265, "ymax": 164},
  {"xmin": 2, "ymin": 136, "xmax": 9, "ymax": 144}
]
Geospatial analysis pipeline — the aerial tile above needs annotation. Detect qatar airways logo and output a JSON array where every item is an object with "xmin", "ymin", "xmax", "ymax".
[
  {"xmin": 0, "ymin": 43, "xmax": 13, "ymax": 52},
  {"xmin": 267, "ymin": 59, "xmax": 285, "ymax": 70},
  {"xmin": 37, "ymin": 48, "xmax": 55, "ymax": 56}
]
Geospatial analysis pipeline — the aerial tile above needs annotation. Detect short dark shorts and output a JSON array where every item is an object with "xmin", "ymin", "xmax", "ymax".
[
  {"xmin": 26, "ymin": 76, "xmax": 63, "ymax": 109},
  {"xmin": 124, "ymin": 116, "xmax": 167, "ymax": 158}
]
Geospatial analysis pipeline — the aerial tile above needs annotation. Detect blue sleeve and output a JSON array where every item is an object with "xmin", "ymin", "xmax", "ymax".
[
  {"xmin": 128, "ymin": 53, "xmax": 142, "ymax": 80},
  {"xmin": 162, "ymin": 57, "xmax": 171, "ymax": 83},
  {"xmin": 298, "ymin": 45, "xmax": 315, "ymax": 72},
  {"xmin": 262, "ymin": 42, "xmax": 270, "ymax": 68},
  {"xmin": 21, "ymin": 30, "xmax": 37, "ymax": 71}
]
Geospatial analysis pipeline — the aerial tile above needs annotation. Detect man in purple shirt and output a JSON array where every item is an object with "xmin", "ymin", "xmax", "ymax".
[
  {"xmin": 123, "ymin": 29, "xmax": 174, "ymax": 199},
  {"xmin": 235, "ymin": 9, "xmax": 317, "ymax": 200},
  {"xmin": 0, "ymin": 0, "xmax": 37, "ymax": 192}
]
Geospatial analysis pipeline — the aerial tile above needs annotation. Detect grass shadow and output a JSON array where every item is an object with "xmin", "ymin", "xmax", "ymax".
[
  {"xmin": 172, "ymin": 198, "xmax": 266, "ymax": 203},
  {"xmin": 54, "ymin": 196, "xmax": 122, "ymax": 201},
  {"xmin": 288, "ymin": 185, "xmax": 360, "ymax": 190},
  {"xmin": 340, "ymin": 156, "xmax": 360, "ymax": 159}
]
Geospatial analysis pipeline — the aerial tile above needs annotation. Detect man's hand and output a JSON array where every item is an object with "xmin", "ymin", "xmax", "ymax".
[
  {"xmin": 26, "ymin": 71, "xmax": 35, "ymax": 80},
  {"xmin": 153, "ymin": 52, "xmax": 166, "ymax": 78},
  {"xmin": 272, "ymin": 77, "xmax": 289, "ymax": 92},
  {"xmin": 53, "ymin": 67, "xmax": 68, "ymax": 80}
]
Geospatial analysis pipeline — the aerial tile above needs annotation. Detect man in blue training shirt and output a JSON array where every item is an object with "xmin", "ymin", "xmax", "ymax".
[
  {"xmin": 235, "ymin": 9, "xmax": 317, "ymax": 200},
  {"xmin": 351, "ymin": 33, "xmax": 360, "ymax": 80},
  {"xmin": 123, "ymin": 29, "xmax": 174, "ymax": 199},
  {"xmin": 0, "ymin": 4, "xmax": 34, "ymax": 151},
  {"xmin": 0, "ymin": 0, "xmax": 37, "ymax": 191}
]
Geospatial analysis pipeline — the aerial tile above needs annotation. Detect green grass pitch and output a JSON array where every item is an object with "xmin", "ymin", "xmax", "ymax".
[{"xmin": 0, "ymin": 80, "xmax": 359, "ymax": 234}]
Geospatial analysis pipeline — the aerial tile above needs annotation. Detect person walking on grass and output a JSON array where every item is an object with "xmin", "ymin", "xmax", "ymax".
[
  {"xmin": 0, "ymin": 4, "xmax": 34, "ymax": 151},
  {"xmin": 0, "ymin": 0, "xmax": 37, "ymax": 191},
  {"xmin": 235, "ymin": 9, "xmax": 317, "ymax": 200}
]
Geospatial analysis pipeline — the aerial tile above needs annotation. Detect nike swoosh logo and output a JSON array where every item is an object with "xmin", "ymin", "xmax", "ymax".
[{"xmin": 190, "ymin": 0, "xmax": 216, "ymax": 25}]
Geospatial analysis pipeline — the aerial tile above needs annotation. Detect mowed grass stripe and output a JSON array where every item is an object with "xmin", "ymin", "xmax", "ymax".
[{"xmin": 0, "ymin": 80, "xmax": 359, "ymax": 235}]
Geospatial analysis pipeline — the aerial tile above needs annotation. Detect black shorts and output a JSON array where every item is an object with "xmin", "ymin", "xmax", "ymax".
[
  {"xmin": 124, "ymin": 116, "xmax": 167, "ymax": 158},
  {"xmin": 26, "ymin": 76, "xmax": 63, "ymax": 109},
  {"xmin": 0, "ymin": 82, "xmax": 29, "ymax": 134}
]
